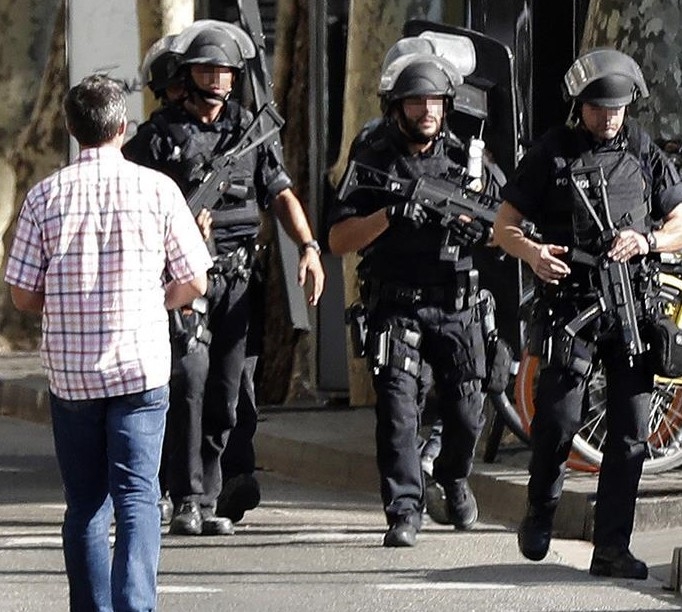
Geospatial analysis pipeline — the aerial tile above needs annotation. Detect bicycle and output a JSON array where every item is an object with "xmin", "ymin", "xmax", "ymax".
[{"xmin": 512, "ymin": 257, "xmax": 682, "ymax": 474}]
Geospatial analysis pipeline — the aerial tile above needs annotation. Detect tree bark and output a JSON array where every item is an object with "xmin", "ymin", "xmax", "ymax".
[
  {"xmin": 258, "ymin": 0, "xmax": 314, "ymax": 404},
  {"xmin": 582, "ymin": 0, "xmax": 682, "ymax": 139},
  {"xmin": 0, "ymin": 0, "xmax": 65, "ymax": 350}
]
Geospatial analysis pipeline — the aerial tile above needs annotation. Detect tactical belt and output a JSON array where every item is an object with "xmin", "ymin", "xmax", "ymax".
[
  {"xmin": 209, "ymin": 245, "xmax": 252, "ymax": 280},
  {"xmin": 370, "ymin": 270, "xmax": 479, "ymax": 311}
]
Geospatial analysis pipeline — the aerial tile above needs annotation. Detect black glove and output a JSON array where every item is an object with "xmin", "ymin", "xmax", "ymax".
[
  {"xmin": 449, "ymin": 218, "xmax": 491, "ymax": 247},
  {"xmin": 386, "ymin": 201, "xmax": 428, "ymax": 229}
]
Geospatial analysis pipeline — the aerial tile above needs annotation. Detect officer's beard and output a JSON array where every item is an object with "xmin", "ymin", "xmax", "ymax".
[{"xmin": 396, "ymin": 107, "xmax": 441, "ymax": 144}]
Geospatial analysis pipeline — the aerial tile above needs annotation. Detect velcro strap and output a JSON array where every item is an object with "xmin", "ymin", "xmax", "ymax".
[
  {"xmin": 391, "ymin": 326, "xmax": 421, "ymax": 349},
  {"xmin": 388, "ymin": 353, "xmax": 420, "ymax": 377}
]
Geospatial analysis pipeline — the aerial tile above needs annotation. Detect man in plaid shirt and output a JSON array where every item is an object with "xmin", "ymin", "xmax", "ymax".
[{"xmin": 5, "ymin": 74, "xmax": 212, "ymax": 611}]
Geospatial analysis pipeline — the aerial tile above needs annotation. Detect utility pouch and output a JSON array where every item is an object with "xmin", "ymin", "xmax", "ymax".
[
  {"xmin": 644, "ymin": 315, "xmax": 682, "ymax": 378},
  {"xmin": 527, "ymin": 299, "xmax": 548, "ymax": 357},
  {"xmin": 550, "ymin": 329, "xmax": 593, "ymax": 378},
  {"xmin": 483, "ymin": 331, "xmax": 513, "ymax": 394},
  {"xmin": 344, "ymin": 302, "xmax": 368, "ymax": 358},
  {"xmin": 476, "ymin": 288, "xmax": 512, "ymax": 393}
]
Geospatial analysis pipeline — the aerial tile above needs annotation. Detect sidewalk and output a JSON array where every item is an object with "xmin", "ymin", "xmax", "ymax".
[{"xmin": 3, "ymin": 350, "xmax": 682, "ymax": 542}]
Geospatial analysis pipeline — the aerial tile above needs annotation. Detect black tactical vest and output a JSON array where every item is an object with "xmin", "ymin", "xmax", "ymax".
[
  {"xmin": 150, "ymin": 104, "xmax": 261, "ymax": 233},
  {"xmin": 353, "ymin": 122, "xmax": 478, "ymax": 283},
  {"xmin": 539, "ymin": 122, "xmax": 652, "ymax": 250},
  {"xmin": 570, "ymin": 149, "xmax": 648, "ymax": 253}
]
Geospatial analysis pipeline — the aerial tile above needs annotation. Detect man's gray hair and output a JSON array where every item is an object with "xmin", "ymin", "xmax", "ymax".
[{"xmin": 63, "ymin": 74, "xmax": 127, "ymax": 146}]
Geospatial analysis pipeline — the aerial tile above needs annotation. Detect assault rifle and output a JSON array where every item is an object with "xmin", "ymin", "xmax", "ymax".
[
  {"xmin": 186, "ymin": 102, "xmax": 284, "ymax": 221},
  {"xmin": 561, "ymin": 165, "xmax": 644, "ymax": 363},
  {"xmin": 338, "ymin": 160, "xmax": 508, "ymax": 260},
  {"xmin": 338, "ymin": 160, "xmax": 501, "ymax": 228}
]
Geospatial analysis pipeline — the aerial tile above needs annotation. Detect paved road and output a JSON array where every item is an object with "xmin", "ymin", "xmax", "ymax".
[{"xmin": 1, "ymin": 416, "xmax": 682, "ymax": 611}]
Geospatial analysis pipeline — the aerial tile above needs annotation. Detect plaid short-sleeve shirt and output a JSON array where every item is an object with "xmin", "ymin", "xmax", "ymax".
[{"xmin": 5, "ymin": 146, "xmax": 212, "ymax": 400}]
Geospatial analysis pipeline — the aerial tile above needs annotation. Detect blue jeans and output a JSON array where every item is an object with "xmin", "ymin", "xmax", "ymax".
[{"xmin": 50, "ymin": 385, "xmax": 169, "ymax": 612}]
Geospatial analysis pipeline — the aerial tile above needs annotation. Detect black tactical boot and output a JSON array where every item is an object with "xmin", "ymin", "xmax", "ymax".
[
  {"xmin": 168, "ymin": 501, "xmax": 202, "ymax": 536},
  {"xmin": 517, "ymin": 505, "xmax": 555, "ymax": 561},
  {"xmin": 216, "ymin": 473, "xmax": 261, "ymax": 523},
  {"xmin": 589, "ymin": 546, "xmax": 648, "ymax": 580},
  {"xmin": 423, "ymin": 475, "xmax": 450, "ymax": 525},
  {"xmin": 200, "ymin": 507, "xmax": 235, "ymax": 536},
  {"xmin": 383, "ymin": 516, "xmax": 418, "ymax": 547},
  {"xmin": 445, "ymin": 479, "xmax": 478, "ymax": 530}
]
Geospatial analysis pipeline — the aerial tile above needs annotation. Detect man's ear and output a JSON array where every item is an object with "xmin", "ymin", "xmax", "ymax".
[{"xmin": 117, "ymin": 119, "xmax": 127, "ymax": 136}]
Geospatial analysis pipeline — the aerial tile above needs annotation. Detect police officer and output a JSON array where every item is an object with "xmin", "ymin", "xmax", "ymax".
[
  {"xmin": 136, "ymin": 34, "xmax": 190, "ymax": 526},
  {"xmin": 139, "ymin": 34, "xmax": 185, "ymax": 105},
  {"xmin": 329, "ymin": 46, "xmax": 502, "ymax": 547},
  {"xmin": 123, "ymin": 22, "xmax": 324, "ymax": 536},
  {"xmin": 494, "ymin": 48, "xmax": 682, "ymax": 578}
]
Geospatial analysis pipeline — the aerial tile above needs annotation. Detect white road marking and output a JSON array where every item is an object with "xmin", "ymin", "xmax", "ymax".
[
  {"xmin": 377, "ymin": 582, "xmax": 517, "ymax": 591},
  {"xmin": 159, "ymin": 586, "xmax": 223, "ymax": 594},
  {"xmin": 290, "ymin": 532, "xmax": 378, "ymax": 542},
  {"xmin": 2, "ymin": 536, "xmax": 62, "ymax": 546}
]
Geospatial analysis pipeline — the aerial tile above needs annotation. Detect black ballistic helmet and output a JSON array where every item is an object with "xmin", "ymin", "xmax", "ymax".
[
  {"xmin": 182, "ymin": 28, "xmax": 244, "ymax": 70},
  {"xmin": 564, "ymin": 48, "xmax": 649, "ymax": 108},
  {"xmin": 148, "ymin": 52, "xmax": 182, "ymax": 96},
  {"xmin": 383, "ymin": 60, "xmax": 457, "ymax": 103},
  {"xmin": 576, "ymin": 74, "xmax": 637, "ymax": 108},
  {"xmin": 140, "ymin": 35, "xmax": 182, "ymax": 98}
]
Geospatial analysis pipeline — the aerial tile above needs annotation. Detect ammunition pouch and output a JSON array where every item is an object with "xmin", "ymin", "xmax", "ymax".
[
  {"xmin": 209, "ymin": 245, "xmax": 252, "ymax": 281},
  {"xmin": 643, "ymin": 314, "xmax": 682, "ymax": 378},
  {"xmin": 368, "ymin": 322, "xmax": 421, "ymax": 377}
]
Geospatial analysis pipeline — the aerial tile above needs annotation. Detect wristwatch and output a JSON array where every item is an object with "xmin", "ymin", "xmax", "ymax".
[
  {"xmin": 298, "ymin": 239, "xmax": 322, "ymax": 257},
  {"xmin": 646, "ymin": 231, "xmax": 657, "ymax": 252}
]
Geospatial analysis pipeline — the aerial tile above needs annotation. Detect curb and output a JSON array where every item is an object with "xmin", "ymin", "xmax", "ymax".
[{"xmin": 3, "ymin": 373, "xmax": 682, "ymax": 541}]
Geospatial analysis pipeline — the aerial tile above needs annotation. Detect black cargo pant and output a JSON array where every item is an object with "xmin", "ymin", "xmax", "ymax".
[
  {"xmin": 220, "ymin": 267, "xmax": 265, "ymax": 481},
  {"xmin": 529, "ymin": 335, "xmax": 651, "ymax": 549},
  {"xmin": 369, "ymin": 300, "xmax": 487, "ymax": 527},
  {"xmin": 166, "ymin": 331, "xmax": 210, "ymax": 505},
  {"xmin": 200, "ymin": 271, "xmax": 252, "ymax": 509}
]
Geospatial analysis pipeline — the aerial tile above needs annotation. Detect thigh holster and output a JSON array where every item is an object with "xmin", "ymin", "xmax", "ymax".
[{"xmin": 368, "ymin": 323, "xmax": 422, "ymax": 377}]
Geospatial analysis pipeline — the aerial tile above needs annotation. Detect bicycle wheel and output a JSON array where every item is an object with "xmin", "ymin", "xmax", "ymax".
[
  {"xmin": 571, "ymin": 369, "xmax": 682, "ymax": 474},
  {"xmin": 515, "ymin": 351, "xmax": 682, "ymax": 474},
  {"xmin": 488, "ymin": 390, "xmax": 530, "ymax": 445}
]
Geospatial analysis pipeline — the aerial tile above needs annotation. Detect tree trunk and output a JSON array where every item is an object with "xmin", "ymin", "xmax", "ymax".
[
  {"xmin": 0, "ymin": 0, "xmax": 65, "ymax": 350},
  {"xmin": 582, "ymin": 0, "xmax": 682, "ymax": 139},
  {"xmin": 329, "ymin": 0, "xmax": 443, "ymax": 406},
  {"xmin": 256, "ymin": 0, "xmax": 314, "ymax": 405}
]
